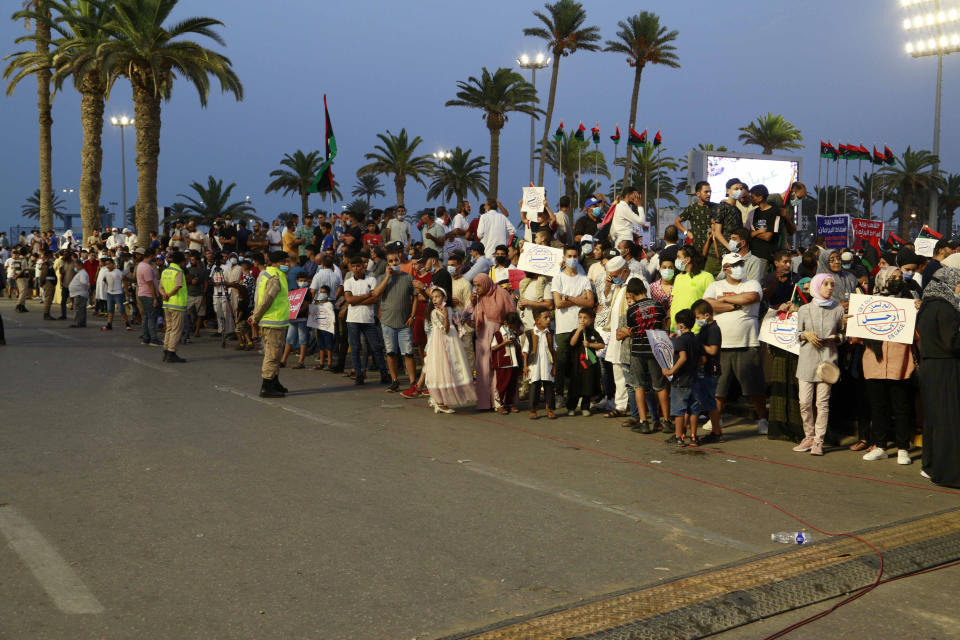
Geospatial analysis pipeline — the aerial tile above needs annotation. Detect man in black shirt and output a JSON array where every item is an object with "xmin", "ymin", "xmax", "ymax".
[
  {"xmin": 747, "ymin": 185, "xmax": 781, "ymax": 271},
  {"xmin": 218, "ymin": 217, "xmax": 237, "ymax": 253},
  {"xmin": 762, "ymin": 250, "xmax": 799, "ymax": 307},
  {"xmin": 573, "ymin": 196, "xmax": 604, "ymax": 241},
  {"xmin": 235, "ymin": 220, "xmax": 250, "ymax": 253},
  {"xmin": 339, "ymin": 212, "xmax": 363, "ymax": 259}
]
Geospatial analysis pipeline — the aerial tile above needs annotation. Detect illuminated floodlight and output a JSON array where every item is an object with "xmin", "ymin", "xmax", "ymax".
[
  {"xmin": 951, "ymin": 9, "xmax": 959, "ymax": 20},
  {"xmin": 918, "ymin": 39, "xmax": 927, "ymax": 51},
  {"xmin": 952, "ymin": 33, "xmax": 960, "ymax": 45},
  {"xmin": 906, "ymin": 41, "xmax": 915, "ymax": 52}
]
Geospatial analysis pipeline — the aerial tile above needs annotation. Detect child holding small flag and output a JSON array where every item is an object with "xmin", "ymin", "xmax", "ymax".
[{"xmin": 565, "ymin": 308, "xmax": 604, "ymax": 416}]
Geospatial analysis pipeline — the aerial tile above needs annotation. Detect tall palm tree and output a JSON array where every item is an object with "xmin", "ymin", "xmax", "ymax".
[
  {"xmin": 351, "ymin": 174, "xmax": 385, "ymax": 206},
  {"xmin": 737, "ymin": 113, "xmax": 803, "ymax": 154},
  {"xmin": 426, "ymin": 146, "xmax": 488, "ymax": 207},
  {"xmin": 523, "ymin": 0, "xmax": 601, "ymax": 186},
  {"xmin": 98, "ymin": 0, "xmax": 243, "ymax": 247},
  {"xmin": 174, "ymin": 176, "xmax": 258, "ymax": 226},
  {"xmin": 22, "ymin": 188, "xmax": 66, "ymax": 222},
  {"xmin": 877, "ymin": 147, "xmax": 944, "ymax": 235},
  {"xmin": 344, "ymin": 198, "xmax": 370, "ymax": 218},
  {"xmin": 938, "ymin": 173, "xmax": 960, "ymax": 234},
  {"xmin": 615, "ymin": 145, "xmax": 679, "ymax": 217},
  {"xmin": 264, "ymin": 150, "xmax": 323, "ymax": 219},
  {"xmin": 5, "ymin": 1, "xmax": 56, "ymax": 233},
  {"xmin": 536, "ymin": 135, "xmax": 609, "ymax": 203},
  {"xmin": 357, "ymin": 128, "xmax": 433, "ymax": 207},
  {"xmin": 605, "ymin": 12, "xmax": 679, "ymax": 183},
  {"xmin": 445, "ymin": 67, "xmax": 541, "ymax": 201}
]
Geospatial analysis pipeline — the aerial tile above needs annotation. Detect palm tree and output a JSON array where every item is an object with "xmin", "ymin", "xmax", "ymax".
[
  {"xmin": 737, "ymin": 113, "xmax": 803, "ymax": 154},
  {"xmin": 574, "ymin": 179, "xmax": 603, "ymax": 206},
  {"xmin": 877, "ymin": 147, "xmax": 944, "ymax": 235},
  {"xmin": 98, "ymin": 0, "xmax": 243, "ymax": 246},
  {"xmin": 344, "ymin": 198, "xmax": 370, "ymax": 218},
  {"xmin": 938, "ymin": 173, "xmax": 960, "ymax": 234},
  {"xmin": 813, "ymin": 186, "xmax": 857, "ymax": 217},
  {"xmin": 605, "ymin": 12, "xmax": 679, "ymax": 182},
  {"xmin": 851, "ymin": 172, "xmax": 880, "ymax": 218},
  {"xmin": 446, "ymin": 67, "xmax": 541, "ymax": 201},
  {"xmin": 357, "ymin": 128, "xmax": 433, "ymax": 207},
  {"xmin": 523, "ymin": 0, "xmax": 601, "ymax": 186},
  {"xmin": 351, "ymin": 174, "xmax": 385, "ymax": 206},
  {"xmin": 536, "ymin": 135, "xmax": 609, "ymax": 203},
  {"xmin": 5, "ymin": 1, "xmax": 56, "ymax": 233},
  {"xmin": 319, "ymin": 176, "xmax": 344, "ymax": 205},
  {"xmin": 174, "ymin": 176, "xmax": 257, "ymax": 226},
  {"xmin": 264, "ymin": 150, "xmax": 323, "ymax": 219},
  {"xmin": 22, "ymin": 188, "xmax": 66, "ymax": 222},
  {"xmin": 615, "ymin": 145, "xmax": 679, "ymax": 218},
  {"xmin": 426, "ymin": 146, "xmax": 488, "ymax": 207}
]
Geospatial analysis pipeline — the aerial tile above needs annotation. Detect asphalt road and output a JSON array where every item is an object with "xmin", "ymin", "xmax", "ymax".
[{"xmin": 0, "ymin": 298, "xmax": 957, "ymax": 639}]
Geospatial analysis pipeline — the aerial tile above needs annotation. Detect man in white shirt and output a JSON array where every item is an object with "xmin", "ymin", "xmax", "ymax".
[
  {"xmin": 385, "ymin": 207, "xmax": 411, "ymax": 247},
  {"xmin": 554, "ymin": 196, "xmax": 574, "ymax": 245},
  {"xmin": 703, "ymin": 252, "xmax": 769, "ymax": 434},
  {"xmin": 610, "ymin": 187, "xmax": 645, "ymax": 246},
  {"xmin": 266, "ymin": 219, "xmax": 284, "ymax": 253},
  {"xmin": 449, "ymin": 201, "xmax": 471, "ymax": 238},
  {"xmin": 342, "ymin": 256, "xmax": 390, "ymax": 385},
  {"xmin": 601, "ymin": 256, "xmax": 644, "ymax": 415},
  {"xmin": 99, "ymin": 257, "xmax": 131, "ymax": 331},
  {"xmin": 124, "ymin": 228, "xmax": 138, "ymax": 251},
  {"xmin": 476, "ymin": 197, "xmax": 516, "ymax": 259},
  {"xmin": 551, "ymin": 244, "xmax": 595, "ymax": 402},
  {"xmin": 186, "ymin": 220, "xmax": 209, "ymax": 254}
]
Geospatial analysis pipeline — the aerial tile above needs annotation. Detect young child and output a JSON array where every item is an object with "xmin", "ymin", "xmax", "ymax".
[
  {"xmin": 566, "ymin": 308, "xmax": 604, "ymax": 416},
  {"xmin": 661, "ymin": 308, "xmax": 701, "ymax": 447},
  {"xmin": 231, "ymin": 259, "xmax": 256, "ymax": 350},
  {"xmin": 692, "ymin": 299, "xmax": 724, "ymax": 443},
  {"xmin": 362, "ymin": 221, "xmax": 382, "ymax": 249},
  {"xmin": 423, "ymin": 287, "xmax": 476, "ymax": 413},
  {"xmin": 522, "ymin": 309, "xmax": 557, "ymax": 419},
  {"xmin": 313, "ymin": 285, "xmax": 336, "ymax": 369},
  {"xmin": 319, "ymin": 223, "xmax": 335, "ymax": 254},
  {"xmin": 623, "ymin": 278, "xmax": 669, "ymax": 433},
  {"xmin": 491, "ymin": 311, "xmax": 524, "ymax": 414},
  {"xmin": 280, "ymin": 273, "xmax": 313, "ymax": 368}
]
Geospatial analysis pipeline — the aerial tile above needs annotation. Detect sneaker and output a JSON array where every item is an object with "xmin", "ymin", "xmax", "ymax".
[
  {"xmin": 897, "ymin": 449, "xmax": 912, "ymax": 465},
  {"xmin": 658, "ymin": 418, "xmax": 673, "ymax": 433},
  {"xmin": 699, "ymin": 432, "xmax": 719, "ymax": 445},
  {"xmin": 792, "ymin": 437, "xmax": 815, "ymax": 452},
  {"xmin": 702, "ymin": 422, "xmax": 713, "ymax": 432},
  {"xmin": 664, "ymin": 434, "xmax": 679, "ymax": 444},
  {"xmin": 810, "ymin": 440, "xmax": 824, "ymax": 456},
  {"xmin": 676, "ymin": 436, "xmax": 687, "ymax": 448},
  {"xmin": 355, "ymin": 373, "xmax": 365, "ymax": 386},
  {"xmin": 125, "ymin": 324, "xmax": 132, "ymax": 331},
  {"xmin": 387, "ymin": 379, "xmax": 400, "ymax": 393},
  {"xmin": 581, "ymin": 409, "xmax": 590, "ymax": 417},
  {"xmin": 863, "ymin": 447, "xmax": 887, "ymax": 461},
  {"xmin": 100, "ymin": 325, "xmax": 112, "ymax": 331},
  {"xmin": 140, "ymin": 339, "xmax": 151, "ymax": 345},
  {"xmin": 400, "ymin": 385, "xmax": 420, "ymax": 399},
  {"xmin": 567, "ymin": 409, "xmax": 576, "ymax": 417},
  {"xmin": 920, "ymin": 470, "xmax": 931, "ymax": 480},
  {"xmin": 757, "ymin": 418, "xmax": 769, "ymax": 435}
]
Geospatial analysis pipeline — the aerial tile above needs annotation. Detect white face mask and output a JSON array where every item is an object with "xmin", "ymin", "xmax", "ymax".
[
  {"xmin": 581, "ymin": 243, "xmax": 593, "ymax": 255},
  {"xmin": 730, "ymin": 189, "xmax": 742, "ymax": 200},
  {"xmin": 367, "ymin": 259, "xmax": 374, "ymax": 272},
  {"xmin": 228, "ymin": 257, "xmax": 237, "ymax": 266},
  {"xmin": 728, "ymin": 240, "xmax": 739, "ymax": 252},
  {"xmin": 676, "ymin": 258, "xmax": 688, "ymax": 271},
  {"xmin": 729, "ymin": 266, "xmax": 745, "ymax": 281},
  {"xmin": 317, "ymin": 293, "xmax": 328, "ymax": 301},
  {"xmin": 565, "ymin": 257, "xmax": 578, "ymax": 270}
]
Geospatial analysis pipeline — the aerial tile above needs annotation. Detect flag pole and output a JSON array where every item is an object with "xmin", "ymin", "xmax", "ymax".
[
  {"xmin": 834, "ymin": 144, "xmax": 841, "ymax": 215},
  {"xmin": 843, "ymin": 153, "xmax": 850, "ymax": 216},
  {"xmin": 594, "ymin": 120, "xmax": 599, "ymax": 189},
  {"xmin": 612, "ymin": 122, "xmax": 619, "ymax": 198},
  {"xmin": 857, "ymin": 143, "xmax": 863, "ymax": 216},
  {"xmin": 558, "ymin": 134, "xmax": 563, "ymax": 203},
  {"xmin": 577, "ymin": 137, "xmax": 582, "ymax": 210},
  {"xmin": 817, "ymin": 152, "xmax": 822, "ymax": 219}
]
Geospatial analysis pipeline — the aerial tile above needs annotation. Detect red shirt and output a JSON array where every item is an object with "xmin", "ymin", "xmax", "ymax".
[
  {"xmin": 84, "ymin": 259, "xmax": 99, "ymax": 283},
  {"xmin": 362, "ymin": 233, "xmax": 382, "ymax": 246}
]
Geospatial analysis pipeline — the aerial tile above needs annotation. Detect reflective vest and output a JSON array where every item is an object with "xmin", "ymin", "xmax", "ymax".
[
  {"xmin": 161, "ymin": 263, "xmax": 187, "ymax": 311},
  {"xmin": 257, "ymin": 266, "xmax": 289, "ymax": 328}
]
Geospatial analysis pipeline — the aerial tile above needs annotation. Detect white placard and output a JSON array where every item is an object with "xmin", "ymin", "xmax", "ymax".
[
  {"xmin": 521, "ymin": 187, "xmax": 546, "ymax": 215},
  {"xmin": 516, "ymin": 242, "xmax": 564, "ymax": 277},
  {"xmin": 914, "ymin": 237, "xmax": 937, "ymax": 258},
  {"xmin": 646, "ymin": 329, "xmax": 674, "ymax": 380},
  {"xmin": 845, "ymin": 293, "xmax": 917, "ymax": 344},
  {"xmin": 306, "ymin": 303, "xmax": 335, "ymax": 333},
  {"xmin": 759, "ymin": 309, "xmax": 800, "ymax": 355}
]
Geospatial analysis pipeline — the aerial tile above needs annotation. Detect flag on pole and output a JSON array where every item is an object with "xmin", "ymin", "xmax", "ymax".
[
  {"xmin": 653, "ymin": 130, "xmax": 662, "ymax": 147},
  {"xmin": 820, "ymin": 141, "xmax": 838, "ymax": 160},
  {"xmin": 838, "ymin": 143, "xmax": 854, "ymax": 159},
  {"xmin": 872, "ymin": 146, "xmax": 885, "ymax": 165},
  {"xmin": 591, "ymin": 123, "xmax": 600, "ymax": 144},
  {"xmin": 573, "ymin": 121, "xmax": 586, "ymax": 142},
  {"xmin": 857, "ymin": 144, "xmax": 870, "ymax": 160},
  {"xmin": 883, "ymin": 145, "xmax": 896, "ymax": 166},
  {"xmin": 554, "ymin": 121, "xmax": 564, "ymax": 141},
  {"xmin": 918, "ymin": 225, "xmax": 943, "ymax": 239},
  {"xmin": 610, "ymin": 126, "xmax": 620, "ymax": 144},
  {"xmin": 628, "ymin": 127, "xmax": 646, "ymax": 147},
  {"xmin": 308, "ymin": 94, "xmax": 337, "ymax": 193}
]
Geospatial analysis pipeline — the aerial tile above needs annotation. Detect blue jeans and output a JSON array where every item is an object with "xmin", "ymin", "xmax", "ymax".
[
  {"xmin": 347, "ymin": 322, "xmax": 389, "ymax": 378},
  {"xmin": 139, "ymin": 296, "xmax": 159, "ymax": 342}
]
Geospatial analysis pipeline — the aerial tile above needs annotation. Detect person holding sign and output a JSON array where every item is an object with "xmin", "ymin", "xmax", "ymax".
[
  {"xmin": 280, "ymin": 274, "xmax": 313, "ymax": 369},
  {"xmin": 793, "ymin": 273, "xmax": 846, "ymax": 456}
]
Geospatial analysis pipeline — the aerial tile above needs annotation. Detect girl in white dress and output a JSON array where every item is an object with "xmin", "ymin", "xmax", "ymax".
[{"xmin": 424, "ymin": 287, "xmax": 477, "ymax": 413}]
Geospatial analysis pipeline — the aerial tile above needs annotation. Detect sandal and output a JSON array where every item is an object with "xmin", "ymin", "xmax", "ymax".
[
  {"xmin": 292, "ymin": 362, "xmax": 305, "ymax": 369},
  {"xmin": 605, "ymin": 409, "xmax": 627, "ymax": 418},
  {"xmin": 495, "ymin": 407, "xmax": 509, "ymax": 415},
  {"xmin": 849, "ymin": 440, "xmax": 870, "ymax": 451},
  {"xmin": 510, "ymin": 407, "xmax": 519, "ymax": 413}
]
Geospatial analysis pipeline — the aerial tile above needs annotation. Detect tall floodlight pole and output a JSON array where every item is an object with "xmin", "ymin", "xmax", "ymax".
[
  {"xmin": 901, "ymin": 0, "xmax": 958, "ymax": 233},
  {"xmin": 110, "ymin": 116, "xmax": 134, "ymax": 222},
  {"xmin": 517, "ymin": 53, "xmax": 551, "ymax": 185}
]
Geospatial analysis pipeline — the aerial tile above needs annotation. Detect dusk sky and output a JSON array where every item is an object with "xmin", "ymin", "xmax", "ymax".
[{"xmin": 2, "ymin": 0, "xmax": 958, "ymax": 233}]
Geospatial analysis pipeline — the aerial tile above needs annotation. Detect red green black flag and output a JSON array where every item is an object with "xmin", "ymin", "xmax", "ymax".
[
  {"xmin": 884, "ymin": 146, "xmax": 896, "ymax": 166},
  {"xmin": 591, "ymin": 124, "xmax": 600, "ymax": 144},
  {"xmin": 573, "ymin": 121, "xmax": 586, "ymax": 142},
  {"xmin": 653, "ymin": 130, "xmax": 662, "ymax": 147},
  {"xmin": 610, "ymin": 126, "xmax": 620, "ymax": 144},
  {"xmin": 820, "ymin": 141, "xmax": 838, "ymax": 160},
  {"xmin": 554, "ymin": 121, "xmax": 564, "ymax": 141},
  {"xmin": 872, "ymin": 146, "xmax": 885, "ymax": 165},
  {"xmin": 628, "ymin": 127, "xmax": 646, "ymax": 147},
  {"xmin": 308, "ymin": 94, "xmax": 337, "ymax": 194},
  {"xmin": 857, "ymin": 144, "xmax": 870, "ymax": 160}
]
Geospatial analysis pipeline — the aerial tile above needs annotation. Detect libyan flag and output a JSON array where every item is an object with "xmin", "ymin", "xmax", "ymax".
[
  {"xmin": 653, "ymin": 130, "xmax": 662, "ymax": 147},
  {"xmin": 820, "ymin": 141, "xmax": 838, "ymax": 160},
  {"xmin": 872, "ymin": 146, "xmax": 885, "ymax": 165},
  {"xmin": 628, "ymin": 127, "xmax": 646, "ymax": 147},
  {"xmin": 573, "ymin": 122, "xmax": 586, "ymax": 141},
  {"xmin": 918, "ymin": 225, "xmax": 943, "ymax": 240},
  {"xmin": 308, "ymin": 95, "xmax": 337, "ymax": 193},
  {"xmin": 610, "ymin": 125, "xmax": 620, "ymax": 143},
  {"xmin": 591, "ymin": 124, "xmax": 600, "ymax": 144},
  {"xmin": 554, "ymin": 121, "xmax": 564, "ymax": 141},
  {"xmin": 884, "ymin": 145, "xmax": 896, "ymax": 166}
]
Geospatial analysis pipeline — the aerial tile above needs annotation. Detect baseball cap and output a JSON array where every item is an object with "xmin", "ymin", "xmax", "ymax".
[
  {"xmin": 580, "ymin": 234, "xmax": 596, "ymax": 245},
  {"xmin": 584, "ymin": 197, "xmax": 600, "ymax": 209},
  {"xmin": 840, "ymin": 251, "xmax": 854, "ymax": 262},
  {"xmin": 721, "ymin": 252, "xmax": 744, "ymax": 267},
  {"xmin": 605, "ymin": 256, "xmax": 626, "ymax": 272},
  {"xmin": 133, "ymin": 247, "xmax": 146, "ymax": 255}
]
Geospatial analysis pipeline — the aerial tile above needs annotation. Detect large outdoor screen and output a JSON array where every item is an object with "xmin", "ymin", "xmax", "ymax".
[{"xmin": 704, "ymin": 155, "xmax": 799, "ymax": 203}]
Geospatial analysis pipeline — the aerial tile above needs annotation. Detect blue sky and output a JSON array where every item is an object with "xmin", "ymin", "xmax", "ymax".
[{"xmin": 2, "ymin": 0, "xmax": 958, "ymax": 232}]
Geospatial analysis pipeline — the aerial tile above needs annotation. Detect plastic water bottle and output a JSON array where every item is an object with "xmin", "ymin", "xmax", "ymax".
[{"xmin": 771, "ymin": 531, "xmax": 813, "ymax": 545}]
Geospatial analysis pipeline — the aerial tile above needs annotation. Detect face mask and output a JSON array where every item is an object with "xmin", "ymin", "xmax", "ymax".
[
  {"xmin": 447, "ymin": 265, "xmax": 458, "ymax": 275},
  {"xmin": 582, "ymin": 243, "xmax": 593, "ymax": 255},
  {"xmin": 496, "ymin": 256, "xmax": 509, "ymax": 266},
  {"xmin": 278, "ymin": 265, "xmax": 289, "ymax": 273},
  {"xmin": 591, "ymin": 206, "xmax": 602, "ymax": 216},
  {"xmin": 695, "ymin": 318, "xmax": 708, "ymax": 328},
  {"xmin": 228, "ymin": 257, "xmax": 237, "ymax": 266},
  {"xmin": 297, "ymin": 281, "xmax": 308, "ymax": 288},
  {"xmin": 730, "ymin": 189, "xmax": 742, "ymax": 199},
  {"xmin": 729, "ymin": 266, "xmax": 745, "ymax": 280},
  {"xmin": 886, "ymin": 279, "xmax": 903, "ymax": 294},
  {"xmin": 367, "ymin": 259, "xmax": 374, "ymax": 272},
  {"xmin": 565, "ymin": 257, "xmax": 578, "ymax": 270},
  {"xmin": 728, "ymin": 240, "xmax": 739, "ymax": 252},
  {"xmin": 789, "ymin": 198, "xmax": 800, "ymax": 207},
  {"xmin": 611, "ymin": 277, "xmax": 624, "ymax": 286},
  {"xmin": 391, "ymin": 264, "xmax": 402, "ymax": 272},
  {"xmin": 676, "ymin": 258, "xmax": 688, "ymax": 271},
  {"xmin": 317, "ymin": 293, "xmax": 328, "ymax": 301},
  {"xmin": 841, "ymin": 263, "xmax": 851, "ymax": 270},
  {"xmin": 660, "ymin": 268, "xmax": 675, "ymax": 281},
  {"xmin": 903, "ymin": 271, "xmax": 915, "ymax": 281}
]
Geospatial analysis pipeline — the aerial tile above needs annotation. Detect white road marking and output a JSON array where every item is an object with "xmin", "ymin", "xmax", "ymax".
[
  {"xmin": 213, "ymin": 385, "xmax": 348, "ymax": 428},
  {"xmin": 0, "ymin": 505, "xmax": 104, "ymax": 614},
  {"xmin": 459, "ymin": 461, "xmax": 762, "ymax": 553},
  {"xmin": 36, "ymin": 328, "xmax": 81, "ymax": 342},
  {"xmin": 112, "ymin": 351, "xmax": 178, "ymax": 374}
]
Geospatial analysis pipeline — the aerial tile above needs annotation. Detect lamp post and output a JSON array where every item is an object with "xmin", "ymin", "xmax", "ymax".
[
  {"xmin": 901, "ymin": 0, "xmax": 959, "ymax": 233},
  {"xmin": 110, "ymin": 115, "xmax": 134, "ymax": 226},
  {"xmin": 516, "ymin": 53, "xmax": 551, "ymax": 185}
]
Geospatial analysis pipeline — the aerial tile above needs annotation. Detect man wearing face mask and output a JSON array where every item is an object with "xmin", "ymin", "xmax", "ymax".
[
  {"xmin": 208, "ymin": 253, "xmax": 235, "ymax": 337},
  {"xmin": 602, "ymin": 256, "xmax": 642, "ymax": 418},
  {"xmin": 367, "ymin": 249, "xmax": 417, "ymax": 392},
  {"xmin": 580, "ymin": 235, "xmax": 599, "ymax": 273},
  {"xmin": 611, "ymin": 187, "xmax": 645, "ymax": 247},
  {"xmin": 462, "ymin": 241, "xmax": 493, "ymax": 285},
  {"xmin": 552, "ymin": 245, "xmax": 596, "ymax": 403},
  {"xmin": 266, "ymin": 219, "xmax": 283, "ymax": 253},
  {"xmin": 718, "ymin": 229, "xmax": 764, "ymax": 283},
  {"xmin": 574, "ymin": 196, "xmax": 605, "ymax": 242},
  {"xmin": 490, "ymin": 245, "xmax": 512, "ymax": 290},
  {"xmin": 896, "ymin": 248, "xmax": 923, "ymax": 299},
  {"xmin": 704, "ymin": 252, "xmax": 769, "ymax": 434},
  {"xmin": 708, "ymin": 179, "xmax": 747, "ymax": 270}
]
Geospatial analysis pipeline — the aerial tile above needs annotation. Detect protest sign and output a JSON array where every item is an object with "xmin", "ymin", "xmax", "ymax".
[
  {"xmin": 508, "ymin": 269, "xmax": 526, "ymax": 290},
  {"xmin": 851, "ymin": 219, "xmax": 883, "ymax": 245},
  {"xmin": 846, "ymin": 293, "xmax": 917, "ymax": 344},
  {"xmin": 759, "ymin": 309, "xmax": 800, "ymax": 355},
  {"xmin": 646, "ymin": 329, "xmax": 675, "ymax": 381},
  {"xmin": 516, "ymin": 242, "xmax": 564, "ymax": 277},
  {"xmin": 288, "ymin": 287, "xmax": 309, "ymax": 319},
  {"xmin": 521, "ymin": 186, "xmax": 546, "ymax": 215},
  {"xmin": 306, "ymin": 302, "xmax": 335, "ymax": 332},
  {"xmin": 816, "ymin": 215, "xmax": 850, "ymax": 249},
  {"xmin": 914, "ymin": 237, "xmax": 937, "ymax": 258}
]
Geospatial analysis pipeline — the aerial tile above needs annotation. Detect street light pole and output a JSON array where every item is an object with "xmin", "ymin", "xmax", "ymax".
[
  {"xmin": 517, "ymin": 53, "xmax": 550, "ymax": 186},
  {"xmin": 930, "ymin": 50, "xmax": 943, "ymax": 230},
  {"xmin": 110, "ymin": 116, "xmax": 134, "ymax": 228}
]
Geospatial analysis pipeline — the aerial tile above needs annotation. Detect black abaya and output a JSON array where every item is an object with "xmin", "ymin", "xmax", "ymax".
[{"xmin": 917, "ymin": 299, "xmax": 960, "ymax": 488}]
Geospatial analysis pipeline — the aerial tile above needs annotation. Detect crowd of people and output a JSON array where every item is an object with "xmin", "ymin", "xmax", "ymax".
[{"xmin": 3, "ymin": 181, "xmax": 959, "ymax": 488}]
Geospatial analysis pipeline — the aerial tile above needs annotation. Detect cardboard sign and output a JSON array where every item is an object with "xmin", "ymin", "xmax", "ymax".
[
  {"xmin": 288, "ymin": 287, "xmax": 309, "ymax": 319},
  {"xmin": 914, "ymin": 237, "xmax": 937, "ymax": 258},
  {"xmin": 759, "ymin": 309, "xmax": 800, "ymax": 355},
  {"xmin": 521, "ymin": 186, "xmax": 546, "ymax": 214},
  {"xmin": 306, "ymin": 302, "xmax": 335, "ymax": 332},
  {"xmin": 646, "ymin": 329, "xmax": 675, "ymax": 381},
  {"xmin": 851, "ymin": 219, "xmax": 884, "ymax": 244},
  {"xmin": 846, "ymin": 293, "xmax": 917, "ymax": 344},
  {"xmin": 816, "ymin": 215, "xmax": 850, "ymax": 249},
  {"xmin": 516, "ymin": 243, "xmax": 564, "ymax": 277},
  {"xmin": 508, "ymin": 269, "xmax": 526, "ymax": 290}
]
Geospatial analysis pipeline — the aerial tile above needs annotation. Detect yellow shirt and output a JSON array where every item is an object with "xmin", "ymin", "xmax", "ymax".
[{"xmin": 282, "ymin": 230, "xmax": 297, "ymax": 256}]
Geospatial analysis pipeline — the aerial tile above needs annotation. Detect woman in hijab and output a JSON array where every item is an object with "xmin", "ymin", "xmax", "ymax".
[
  {"xmin": 467, "ymin": 273, "xmax": 516, "ymax": 410},
  {"xmin": 860, "ymin": 267, "xmax": 916, "ymax": 464},
  {"xmin": 793, "ymin": 273, "xmax": 846, "ymax": 456},
  {"xmin": 916, "ymin": 267, "xmax": 960, "ymax": 487}
]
